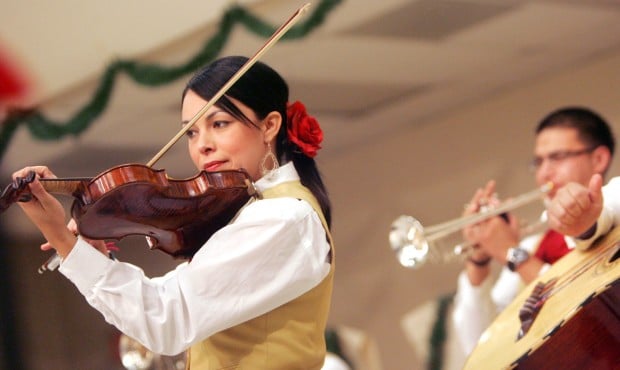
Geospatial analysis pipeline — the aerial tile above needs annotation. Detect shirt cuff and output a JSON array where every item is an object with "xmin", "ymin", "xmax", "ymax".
[
  {"xmin": 59, "ymin": 237, "xmax": 114, "ymax": 296},
  {"xmin": 574, "ymin": 206, "xmax": 614, "ymax": 250}
]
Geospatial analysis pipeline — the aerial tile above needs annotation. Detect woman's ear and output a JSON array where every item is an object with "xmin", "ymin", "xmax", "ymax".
[{"xmin": 262, "ymin": 111, "xmax": 282, "ymax": 143}]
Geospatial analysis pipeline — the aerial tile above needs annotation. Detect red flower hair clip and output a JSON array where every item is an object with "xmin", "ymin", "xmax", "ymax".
[{"xmin": 286, "ymin": 101, "xmax": 323, "ymax": 158}]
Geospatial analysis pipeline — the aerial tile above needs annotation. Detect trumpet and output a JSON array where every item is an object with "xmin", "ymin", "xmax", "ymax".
[
  {"xmin": 389, "ymin": 182, "xmax": 553, "ymax": 269},
  {"xmin": 118, "ymin": 334, "xmax": 186, "ymax": 370}
]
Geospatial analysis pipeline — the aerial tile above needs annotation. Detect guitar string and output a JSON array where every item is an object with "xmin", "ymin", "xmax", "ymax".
[{"xmin": 541, "ymin": 242, "xmax": 618, "ymax": 301}]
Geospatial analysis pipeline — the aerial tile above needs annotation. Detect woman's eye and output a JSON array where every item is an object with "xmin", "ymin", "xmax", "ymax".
[
  {"xmin": 185, "ymin": 129, "xmax": 196, "ymax": 138},
  {"xmin": 213, "ymin": 120, "xmax": 229, "ymax": 128}
]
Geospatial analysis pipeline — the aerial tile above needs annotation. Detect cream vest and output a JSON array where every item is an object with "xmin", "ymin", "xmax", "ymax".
[{"xmin": 187, "ymin": 180, "xmax": 334, "ymax": 370}]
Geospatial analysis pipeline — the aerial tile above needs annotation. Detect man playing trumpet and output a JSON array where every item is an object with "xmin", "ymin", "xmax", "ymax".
[{"xmin": 452, "ymin": 107, "xmax": 615, "ymax": 356}]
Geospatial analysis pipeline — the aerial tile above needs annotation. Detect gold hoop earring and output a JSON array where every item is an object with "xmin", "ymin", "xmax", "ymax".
[{"xmin": 260, "ymin": 143, "xmax": 279, "ymax": 178}]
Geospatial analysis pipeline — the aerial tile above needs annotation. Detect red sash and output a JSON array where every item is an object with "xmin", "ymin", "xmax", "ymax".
[{"xmin": 534, "ymin": 230, "xmax": 570, "ymax": 264}]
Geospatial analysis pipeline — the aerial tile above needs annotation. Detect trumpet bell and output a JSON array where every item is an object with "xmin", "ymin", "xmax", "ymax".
[
  {"xmin": 119, "ymin": 334, "xmax": 154, "ymax": 370},
  {"xmin": 118, "ymin": 334, "xmax": 186, "ymax": 370},
  {"xmin": 389, "ymin": 215, "xmax": 429, "ymax": 269}
]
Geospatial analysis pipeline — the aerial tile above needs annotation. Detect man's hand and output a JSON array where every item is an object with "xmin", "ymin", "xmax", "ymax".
[{"xmin": 546, "ymin": 174, "xmax": 603, "ymax": 237}]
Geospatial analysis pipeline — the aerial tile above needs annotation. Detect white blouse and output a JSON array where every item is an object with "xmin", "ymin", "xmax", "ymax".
[{"xmin": 59, "ymin": 162, "xmax": 331, "ymax": 355}]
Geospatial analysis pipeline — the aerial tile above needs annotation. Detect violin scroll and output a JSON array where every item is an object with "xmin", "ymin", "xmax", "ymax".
[{"xmin": 0, "ymin": 171, "xmax": 37, "ymax": 212}]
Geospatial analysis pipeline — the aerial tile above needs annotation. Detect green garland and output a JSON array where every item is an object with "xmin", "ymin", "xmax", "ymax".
[
  {"xmin": 325, "ymin": 328, "xmax": 355, "ymax": 369},
  {"xmin": 0, "ymin": 0, "xmax": 342, "ymax": 162},
  {"xmin": 427, "ymin": 292, "xmax": 455, "ymax": 370}
]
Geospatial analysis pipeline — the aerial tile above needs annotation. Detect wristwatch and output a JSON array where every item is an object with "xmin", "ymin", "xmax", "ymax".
[{"xmin": 506, "ymin": 246, "xmax": 530, "ymax": 272}]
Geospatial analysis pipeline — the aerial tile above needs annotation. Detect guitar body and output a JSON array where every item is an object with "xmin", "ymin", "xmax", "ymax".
[{"xmin": 463, "ymin": 227, "xmax": 620, "ymax": 370}]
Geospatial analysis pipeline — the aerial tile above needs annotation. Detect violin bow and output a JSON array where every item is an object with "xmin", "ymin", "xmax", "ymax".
[{"xmin": 146, "ymin": 2, "xmax": 311, "ymax": 168}]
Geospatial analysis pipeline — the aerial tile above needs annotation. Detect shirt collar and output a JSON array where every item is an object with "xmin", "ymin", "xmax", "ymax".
[{"xmin": 254, "ymin": 162, "xmax": 300, "ymax": 193}]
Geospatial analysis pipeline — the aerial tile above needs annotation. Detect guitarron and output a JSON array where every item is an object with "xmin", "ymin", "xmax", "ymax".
[{"xmin": 463, "ymin": 226, "xmax": 620, "ymax": 369}]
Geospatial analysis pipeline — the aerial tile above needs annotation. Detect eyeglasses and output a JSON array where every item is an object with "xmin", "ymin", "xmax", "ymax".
[{"xmin": 529, "ymin": 146, "xmax": 596, "ymax": 171}]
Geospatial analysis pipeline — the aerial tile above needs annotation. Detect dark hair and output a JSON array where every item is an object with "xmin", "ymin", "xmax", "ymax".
[
  {"xmin": 183, "ymin": 56, "xmax": 332, "ymax": 228},
  {"xmin": 536, "ymin": 106, "xmax": 615, "ymax": 173}
]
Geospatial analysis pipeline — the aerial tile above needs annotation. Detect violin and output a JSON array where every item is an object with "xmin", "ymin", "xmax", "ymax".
[
  {"xmin": 0, "ymin": 164, "xmax": 256, "ymax": 258},
  {"xmin": 0, "ymin": 4, "xmax": 310, "ymax": 259}
]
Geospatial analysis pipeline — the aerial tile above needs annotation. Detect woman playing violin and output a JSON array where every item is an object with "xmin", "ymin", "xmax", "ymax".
[{"xmin": 12, "ymin": 56, "xmax": 334, "ymax": 369}]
